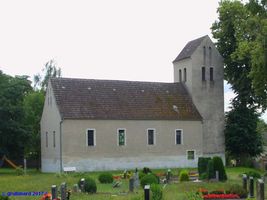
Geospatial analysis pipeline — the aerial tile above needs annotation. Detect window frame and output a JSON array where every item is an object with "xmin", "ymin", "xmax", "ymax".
[
  {"xmin": 86, "ymin": 129, "xmax": 96, "ymax": 147},
  {"xmin": 175, "ymin": 129, "xmax": 183, "ymax": 145},
  {"xmin": 53, "ymin": 131, "xmax": 56, "ymax": 148},
  {"xmin": 183, "ymin": 68, "xmax": 187, "ymax": 82},
  {"xmin": 187, "ymin": 150, "xmax": 196, "ymax": 160},
  {"xmin": 117, "ymin": 128, "xmax": 126, "ymax": 146},
  {"xmin": 210, "ymin": 67, "xmax": 214, "ymax": 81},
  {"xmin": 202, "ymin": 66, "xmax": 206, "ymax": 81},
  {"xmin": 147, "ymin": 128, "xmax": 156, "ymax": 145},
  {"xmin": 179, "ymin": 69, "xmax": 182, "ymax": 82},
  {"xmin": 45, "ymin": 132, "xmax": 48, "ymax": 148}
]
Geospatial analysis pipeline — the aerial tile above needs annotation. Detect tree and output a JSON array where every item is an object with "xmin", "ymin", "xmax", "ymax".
[
  {"xmin": 212, "ymin": 0, "xmax": 267, "ymax": 109},
  {"xmin": 225, "ymin": 99, "xmax": 263, "ymax": 165},
  {"xmin": 23, "ymin": 91, "xmax": 44, "ymax": 168},
  {"xmin": 0, "ymin": 71, "xmax": 32, "ymax": 160},
  {"xmin": 34, "ymin": 59, "xmax": 62, "ymax": 91},
  {"xmin": 212, "ymin": 0, "xmax": 266, "ymax": 163}
]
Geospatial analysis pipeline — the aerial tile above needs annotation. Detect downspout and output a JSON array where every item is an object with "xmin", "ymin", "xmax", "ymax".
[{"xmin": 60, "ymin": 119, "xmax": 63, "ymax": 173}]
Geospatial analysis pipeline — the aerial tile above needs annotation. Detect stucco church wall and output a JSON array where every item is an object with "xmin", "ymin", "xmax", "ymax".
[{"xmin": 61, "ymin": 119, "xmax": 203, "ymax": 171}]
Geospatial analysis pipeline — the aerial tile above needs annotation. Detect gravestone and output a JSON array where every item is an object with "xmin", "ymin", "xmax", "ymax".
[
  {"xmin": 144, "ymin": 185, "xmax": 150, "ymax": 200},
  {"xmin": 129, "ymin": 178, "xmax": 134, "ymax": 192},
  {"xmin": 166, "ymin": 169, "xmax": 171, "ymax": 183},
  {"xmin": 215, "ymin": 171, "xmax": 219, "ymax": 182},
  {"xmin": 256, "ymin": 179, "xmax": 264, "ymax": 200},
  {"xmin": 60, "ymin": 182, "xmax": 67, "ymax": 200},
  {"xmin": 51, "ymin": 185, "xmax": 57, "ymax": 200},
  {"xmin": 249, "ymin": 176, "xmax": 254, "ymax": 198},
  {"xmin": 80, "ymin": 178, "xmax": 85, "ymax": 192},
  {"xmin": 133, "ymin": 171, "xmax": 140, "ymax": 188},
  {"xmin": 242, "ymin": 174, "xmax": 247, "ymax": 191}
]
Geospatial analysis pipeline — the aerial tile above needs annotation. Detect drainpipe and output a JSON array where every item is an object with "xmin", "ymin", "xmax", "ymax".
[{"xmin": 60, "ymin": 120, "xmax": 63, "ymax": 173}]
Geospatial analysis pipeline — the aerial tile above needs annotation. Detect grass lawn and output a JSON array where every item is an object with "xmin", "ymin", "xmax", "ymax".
[{"xmin": 0, "ymin": 167, "xmax": 265, "ymax": 200}]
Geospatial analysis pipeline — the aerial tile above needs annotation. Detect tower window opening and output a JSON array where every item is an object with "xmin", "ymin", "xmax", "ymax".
[
  {"xmin": 184, "ymin": 68, "xmax": 187, "ymax": 82},
  {"xmin": 202, "ymin": 67, "xmax": 206, "ymax": 81}
]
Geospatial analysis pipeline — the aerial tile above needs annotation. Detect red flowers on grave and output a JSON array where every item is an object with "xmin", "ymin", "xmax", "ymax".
[
  {"xmin": 203, "ymin": 193, "xmax": 240, "ymax": 199},
  {"xmin": 40, "ymin": 193, "xmax": 51, "ymax": 200}
]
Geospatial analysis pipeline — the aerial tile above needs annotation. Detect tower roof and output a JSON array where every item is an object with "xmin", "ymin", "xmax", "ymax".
[{"xmin": 173, "ymin": 35, "xmax": 208, "ymax": 62}]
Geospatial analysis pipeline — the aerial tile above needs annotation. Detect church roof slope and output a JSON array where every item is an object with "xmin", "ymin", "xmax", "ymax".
[
  {"xmin": 173, "ymin": 35, "xmax": 207, "ymax": 62},
  {"xmin": 50, "ymin": 78, "xmax": 202, "ymax": 121}
]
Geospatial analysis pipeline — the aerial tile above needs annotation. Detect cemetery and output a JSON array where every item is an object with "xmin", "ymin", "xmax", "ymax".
[{"xmin": 0, "ymin": 157, "xmax": 266, "ymax": 200}]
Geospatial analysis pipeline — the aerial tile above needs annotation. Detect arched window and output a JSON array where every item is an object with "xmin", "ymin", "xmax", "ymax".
[
  {"xmin": 179, "ymin": 69, "xmax": 182, "ymax": 82},
  {"xmin": 203, "ymin": 46, "xmax": 206, "ymax": 66},
  {"xmin": 202, "ymin": 67, "xmax": 206, "ymax": 81},
  {"xmin": 209, "ymin": 47, "xmax": 212, "ymax": 66},
  {"xmin": 210, "ymin": 67, "xmax": 214, "ymax": 81},
  {"xmin": 184, "ymin": 68, "xmax": 187, "ymax": 82}
]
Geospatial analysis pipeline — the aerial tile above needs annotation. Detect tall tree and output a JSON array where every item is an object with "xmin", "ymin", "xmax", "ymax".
[
  {"xmin": 212, "ymin": 0, "xmax": 266, "ymax": 163},
  {"xmin": 0, "ymin": 71, "xmax": 32, "ymax": 160},
  {"xmin": 34, "ymin": 59, "xmax": 62, "ymax": 91}
]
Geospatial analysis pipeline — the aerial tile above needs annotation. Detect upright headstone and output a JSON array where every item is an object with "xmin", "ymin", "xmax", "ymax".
[
  {"xmin": 242, "ymin": 174, "xmax": 247, "ymax": 191},
  {"xmin": 249, "ymin": 176, "xmax": 254, "ymax": 198},
  {"xmin": 80, "ymin": 178, "xmax": 85, "ymax": 192},
  {"xmin": 215, "ymin": 171, "xmax": 219, "ymax": 182},
  {"xmin": 73, "ymin": 184, "xmax": 78, "ymax": 193},
  {"xmin": 166, "ymin": 169, "xmax": 171, "ymax": 183},
  {"xmin": 23, "ymin": 159, "xmax": 27, "ymax": 175},
  {"xmin": 256, "ymin": 179, "xmax": 264, "ymax": 200},
  {"xmin": 129, "ymin": 178, "xmax": 134, "ymax": 192},
  {"xmin": 134, "ymin": 171, "xmax": 140, "ymax": 188},
  {"xmin": 144, "ymin": 185, "xmax": 150, "ymax": 200},
  {"xmin": 60, "ymin": 182, "xmax": 67, "ymax": 200},
  {"xmin": 51, "ymin": 185, "xmax": 57, "ymax": 200}
]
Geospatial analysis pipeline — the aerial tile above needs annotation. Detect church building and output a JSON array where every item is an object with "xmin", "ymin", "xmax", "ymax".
[{"xmin": 41, "ymin": 35, "xmax": 224, "ymax": 172}]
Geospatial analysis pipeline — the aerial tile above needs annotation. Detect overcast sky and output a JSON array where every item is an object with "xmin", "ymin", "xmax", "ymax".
[{"xmin": 0, "ymin": 0, "xmax": 266, "ymax": 121}]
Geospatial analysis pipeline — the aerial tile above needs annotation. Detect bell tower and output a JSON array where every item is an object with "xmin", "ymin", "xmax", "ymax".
[{"xmin": 173, "ymin": 35, "xmax": 225, "ymax": 158}]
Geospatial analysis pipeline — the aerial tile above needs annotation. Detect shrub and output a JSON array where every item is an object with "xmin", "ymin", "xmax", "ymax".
[
  {"xmin": 228, "ymin": 184, "xmax": 247, "ymax": 198},
  {"xmin": 207, "ymin": 160, "xmax": 215, "ymax": 179},
  {"xmin": 151, "ymin": 184, "xmax": 163, "ymax": 200},
  {"xmin": 179, "ymin": 170, "xmax": 189, "ymax": 182},
  {"xmin": 139, "ymin": 171, "xmax": 146, "ymax": 180},
  {"xmin": 98, "ymin": 173, "xmax": 113, "ymax": 183},
  {"xmin": 143, "ymin": 167, "xmax": 152, "ymax": 174},
  {"xmin": 0, "ymin": 196, "xmax": 9, "ymax": 200},
  {"xmin": 78, "ymin": 177, "xmax": 97, "ymax": 193},
  {"xmin": 140, "ymin": 174, "xmax": 158, "ymax": 188},
  {"xmin": 199, "ymin": 172, "xmax": 207, "ymax": 180},
  {"xmin": 209, "ymin": 190, "xmax": 224, "ymax": 194},
  {"xmin": 198, "ymin": 157, "xmax": 211, "ymax": 175},
  {"xmin": 212, "ymin": 156, "xmax": 227, "ymax": 181},
  {"xmin": 244, "ymin": 171, "xmax": 261, "ymax": 179},
  {"xmin": 16, "ymin": 167, "xmax": 24, "ymax": 176}
]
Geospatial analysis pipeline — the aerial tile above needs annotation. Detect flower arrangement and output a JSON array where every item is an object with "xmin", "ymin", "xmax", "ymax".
[
  {"xmin": 40, "ymin": 193, "xmax": 51, "ymax": 200},
  {"xmin": 203, "ymin": 193, "xmax": 240, "ymax": 199}
]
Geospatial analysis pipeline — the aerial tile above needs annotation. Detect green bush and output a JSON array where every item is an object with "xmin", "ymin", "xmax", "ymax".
[
  {"xmin": 179, "ymin": 170, "xmax": 189, "ymax": 182},
  {"xmin": 140, "ymin": 174, "xmax": 159, "ymax": 188},
  {"xmin": 139, "ymin": 171, "xmax": 146, "ymax": 180},
  {"xmin": 199, "ymin": 172, "xmax": 207, "ymax": 180},
  {"xmin": 212, "ymin": 156, "xmax": 227, "ymax": 181},
  {"xmin": 207, "ymin": 159, "xmax": 215, "ymax": 179},
  {"xmin": 78, "ymin": 177, "xmax": 97, "ymax": 193},
  {"xmin": 151, "ymin": 184, "xmax": 163, "ymax": 200},
  {"xmin": 16, "ymin": 167, "xmax": 24, "ymax": 176},
  {"xmin": 98, "ymin": 173, "xmax": 113, "ymax": 183},
  {"xmin": 198, "ymin": 157, "xmax": 211, "ymax": 175},
  {"xmin": 228, "ymin": 184, "xmax": 247, "ymax": 198},
  {"xmin": 244, "ymin": 171, "xmax": 261, "ymax": 179},
  {"xmin": 0, "ymin": 196, "xmax": 10, "ymax": 200}
]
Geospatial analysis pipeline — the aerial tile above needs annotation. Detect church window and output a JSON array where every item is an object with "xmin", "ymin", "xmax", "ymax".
[
  {"xmin": 45, "ymin": 132, "xmax": 48, "ymax": 147},
  {"xmin": 175, "ymin": 129, "xmax": 183, "ymax": 145},
  {"xmin": 184, "ymin": 68, "xmax": 187, "ymax": 82},
  {"xmin": 147, "ymin": 129, "xmax": 155, "ymax": 145},
  {"xmin": 53, "ymin": 131, "xmax": 56, "ymax": 148},
  {"xmin": 202, "ymin": 67, "xmax": 206, "ymax": 81},
  {"xmin": 210, "ymin": 67, "xmax": 214, "ymax": 81},
  {"xmin": 118, "ymin": 129, "xmax": 126, "ymax": 146},
  {"xmin": 87, "ymin": 129, "xmax": 95, "ymax": 146},
  {"xmin": 209, "ymin": 47, "xmax": 212, "ymax": 66},
  {"xmin": 203, "ymin": 46, "xmax": 206, "ymax": 65},
  {"xmin": 179, "ymin": 69, "xmax": 182, "ymax": 82},
  {"xmin": 187, "ymin": 150, "xmax": 195, "ymax": 160}
]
